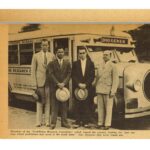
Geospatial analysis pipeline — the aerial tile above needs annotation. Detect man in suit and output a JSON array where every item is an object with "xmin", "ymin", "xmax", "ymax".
[
  {"xmin": 31, "ymin": 39, "xmax": 53, "ymax": 127},
  {"xmin": 72, "ymin": 47, "xmax": 95, "ymax": 128},
  {"xmin": 47, "ymin": 47, "xmax": 71, "ymax": 129},
  {"xmin": 95, "ymin": 50, "xmax": 119, "ymax": 130}
]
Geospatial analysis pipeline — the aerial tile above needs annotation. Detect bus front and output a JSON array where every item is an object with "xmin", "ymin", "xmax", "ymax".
[{"xmin": 76, "ymin": 34, "xmax": 150, "ymax": 119}]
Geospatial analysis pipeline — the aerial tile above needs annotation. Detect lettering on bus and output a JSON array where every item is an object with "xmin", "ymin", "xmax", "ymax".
[
  {"xmin": 14, "ymin": 83, "xmax": 35, "ymax": 89},
  {"xmin": 19, "ymin": 39, "xmax": 33, "ymax": 44},
  {"xmin": 101, "ymin": 37, "xmax": 128, "ymax": 44},
  {"xmin": 9, "ymin": 67, "xmax": 31, "ymax": 75}
]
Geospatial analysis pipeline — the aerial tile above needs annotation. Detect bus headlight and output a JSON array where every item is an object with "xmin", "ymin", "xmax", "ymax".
[
  {"xmin": 133, "ymin": 79, "xmax": 141, "ymax": 92},
  {"xmin": 126, "ymin": 79, "xmax": 141, "ymax": 92}
]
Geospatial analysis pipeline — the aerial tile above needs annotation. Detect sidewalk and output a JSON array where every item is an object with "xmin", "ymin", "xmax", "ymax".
[{"xmin": 8, "ymin": 107, "xmax": 98, "ymax": 130}]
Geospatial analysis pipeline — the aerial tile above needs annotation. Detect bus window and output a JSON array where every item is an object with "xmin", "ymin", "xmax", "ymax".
[
  {"xmin": 86, "ymin": 46, "xmax": 119, "ymax": 63},
  {"xmin": 115, "ymin": 48, "xmax": 137, "ymax": 62},
  {"xmin": 20, "ymin": 43, "xmax": 33, "ymax": 65},
  {"xmin": 8, "ymin": 45, "xmax": 18, "ymax": 64},
  {"xmin": 34, "ymin": 42, "xmax": 41, "ymax": 53},
  {"xmin": 53, "ymin": 38, "xmax": 69, "ymax": 57}
]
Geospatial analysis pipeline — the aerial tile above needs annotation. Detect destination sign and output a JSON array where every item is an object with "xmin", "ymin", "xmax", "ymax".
[
  {"xmin": 93, "ymin": 37, "xmax": 128, "ymax": 44},
  {"xmin": 101, "ymin": 37, "xmax": 128, "ymax": 44},
  {"xmin": 9, "ymin": 67, "xmax": 31, "ymax": 75}
]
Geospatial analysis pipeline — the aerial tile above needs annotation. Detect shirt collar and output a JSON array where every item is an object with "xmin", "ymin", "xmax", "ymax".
[
  {"xmin": 104, "ymin": 60, "xmax": 111, "ymax": 65},
  {"xmin": 80, "ymin": 58, "xmax": 87, "ymax": 62},
  {"xmin": 41, "ymin": 50, "xmax": 47, "ymax": 54},
  {"xmin": 56, "ymin": 56, "xmax": 63, "ymax": 62}
]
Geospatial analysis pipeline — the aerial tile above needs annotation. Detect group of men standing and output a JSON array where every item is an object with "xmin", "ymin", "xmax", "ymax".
[{"xmin": 31, "ymin": 39, "xmax": 119, "ymax": 130}]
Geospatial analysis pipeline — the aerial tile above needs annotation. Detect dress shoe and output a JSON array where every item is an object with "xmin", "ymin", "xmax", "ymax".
[
  {"xmin": 72, "ymin": 124, "xmax": 80, "ymax": 129},
  {"xmin": 50, "ymin": 124, "xmax": 56, "ymax": 130},
  {"xmin": 42, "ymin": 123, "xmax": 46, "ymax": 126},
  {"xmin": 72, "ymin": 121, "xmax": 80, "ymax": 128},
  {"xmin": 96, "ymin": 125, "xmax": 104, "ymax": 129},
  {"xmin": 104, "ymin": 126, "xmax": 110, "ymax": 130},
  {"xmin": 83, "ymin": 124, "xmax": 90, "ymax": 128},
  {"xmin": 35, "ymin": 124, "xmax": 41, "ymax": 127},
  {"xmin": 61, "ymin": 124, "xmax": 71, "ymax": 129},
  {"xmin": 73, "ymin": 120, "xmax": 80, "ymax": 125},
  {"xmin": 46, "ymin": 124, "xmax": 50, "ymax": 127}
]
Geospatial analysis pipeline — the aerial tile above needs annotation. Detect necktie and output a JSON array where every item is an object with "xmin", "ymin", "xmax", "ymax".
[
  {"xmin": 59, "ymin": 59, "xmax": 63, "ymax": 68},
  {"xmin": 44, "ymin": 52, "xmax": 47, "ymax": 65}
]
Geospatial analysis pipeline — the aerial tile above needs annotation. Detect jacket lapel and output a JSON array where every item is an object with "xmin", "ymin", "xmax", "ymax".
[
  {"xmin": 100, "ymin": 61, "xmax": 111, "ymax": 78},
  {"xmin": 84, "ymin": 59, "xmax": 89, "ymax": 77},
  {"xmin": 61, "ymin": 59, "xmax": 66, "ymax": 71},
  {"xmin": 54, "ymin": 59, "xmax": 61, "ymax": 71},
  {"xmin": 38, "ymin": 51, "xmax": 44, "ymax": 65},
  {"xmin": 47, "ymin": 53, "xmax": 51, "ymax": 63},
  {"xmin": 78, "ymin": 60, "xmax": 83, "ymax": 77}
]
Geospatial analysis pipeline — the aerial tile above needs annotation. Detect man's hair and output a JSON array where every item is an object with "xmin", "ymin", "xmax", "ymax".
[
  {"xmin": 103, "ymin": 50, "xmax": 112, "ymax": 56},
  {"xmin": 78, "ymin": 46, "xmax": 87, "ymax": 53},
  {"xmin": 54, "ymin": 46, "xmax": 64, "ymax": 54},
  {"xmin": 41, "ymin": 39, "xmax": 49, "ymax": 43}
]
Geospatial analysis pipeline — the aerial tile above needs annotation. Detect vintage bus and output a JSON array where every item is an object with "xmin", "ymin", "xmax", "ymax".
[{"xmin": 8, "ymin": 29, "xmax": 150, "ymax": 119}]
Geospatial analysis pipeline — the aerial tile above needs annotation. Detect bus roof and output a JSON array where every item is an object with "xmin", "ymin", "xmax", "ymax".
[{"xmin": 9, "ymin": 28, "xmax": 132, "ymax": 41}]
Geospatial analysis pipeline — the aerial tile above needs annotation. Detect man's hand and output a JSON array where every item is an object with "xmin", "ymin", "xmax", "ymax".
[
  {"xmin": 92, "ymin": 79, "xmax": 96, "ymax": 87},
  {"xmin": 109, "ymin": 91, "xmax": 115, "ymax": 98},
  {"xmin": 33, "ymin": 84, "xmax": 37, "ymax": 90},
  {"xmin": 57, "ymin": 83, "xmax": 65, "ymax": 89},
  {"xmin": 78, "ymin": 83, "xmax": 86, "ymax": 89}
]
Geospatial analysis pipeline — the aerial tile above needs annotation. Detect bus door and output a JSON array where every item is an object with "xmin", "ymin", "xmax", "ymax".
[{"xmin": 53, "ymin": 38, "xmax": 69, "ymax": 59}]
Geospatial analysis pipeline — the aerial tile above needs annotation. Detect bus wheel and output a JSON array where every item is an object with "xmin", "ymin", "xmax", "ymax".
[
  {"xmin": 8, "ymin": 84, "xmax": 14, "ymax": 105},
  {"xmin": 8, "ymin": 90, "xmax": 13, "ymax": 105},
  {"xmin": 113, "ymin": 91, "xmax": 125, "ymax": 129}
]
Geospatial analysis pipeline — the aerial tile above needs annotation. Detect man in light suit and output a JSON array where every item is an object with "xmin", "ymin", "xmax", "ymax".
[
  {"xmin": 31, "ymin": 39, "xmax": 53, "ymax": 127},
  {"xmin": 95, "ymin": 50, "xmax": 119, "ymax": 130},
  {"xmin": 47, "ymin": 47, "xmax": 71, "ymax": 129}
]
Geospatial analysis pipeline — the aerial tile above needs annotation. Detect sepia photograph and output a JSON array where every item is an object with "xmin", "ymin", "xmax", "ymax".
[
  {"xmin": 0, "ymin": 10, "xmax": 150, "ymax": 139},
  {"xmin": 8, "ymin": 23, "xmax": 150, "ymax": 131}
]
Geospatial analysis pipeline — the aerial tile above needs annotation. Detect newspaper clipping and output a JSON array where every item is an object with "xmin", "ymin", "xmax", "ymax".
[{"xmin": 0, "ymin": 10, "xmax": 150, "ymax": 139}]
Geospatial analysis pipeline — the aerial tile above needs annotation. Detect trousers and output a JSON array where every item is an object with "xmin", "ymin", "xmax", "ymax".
[
  {"xmin": 51, "ymin": 99, "xmax": 68, "ymax": 125},
  {"xmin": 97, "ymin": 94, "xmax": 114, "ymax": 126},
  {"xmin": 36, "ymin": 86, "xmax": 50, "ymax": 125}
]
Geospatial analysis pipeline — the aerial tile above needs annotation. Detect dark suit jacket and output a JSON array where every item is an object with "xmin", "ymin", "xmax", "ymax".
[
  {"xmin": 72, "ymin": 58, "xmax": 95, "ymax": 89},
  {"xmin": 47, "ymin": 58, "xmax": 71, "ymax": 89}
]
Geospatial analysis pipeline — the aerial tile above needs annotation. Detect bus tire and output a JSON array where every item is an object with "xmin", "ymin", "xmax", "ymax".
[
  {"xmin": 8, "ymin": 83, "xmax": 14, "ymax": 105},
  {"xmin": 113, "ymin": 90, "xmax": 125, "ymax": 129}
]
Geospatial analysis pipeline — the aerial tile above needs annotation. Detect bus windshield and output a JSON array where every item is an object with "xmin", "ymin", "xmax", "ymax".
[
  {"xmin": 86, "ymin": 46, "xmax": 104, "ymax": 68},
  {"xmin": 115, "ymin": 48, "xmax": 137, "ymax": 62},
  {"xmin": 86, "ymin": 46, "xmax": 137, "ymax": 67}
]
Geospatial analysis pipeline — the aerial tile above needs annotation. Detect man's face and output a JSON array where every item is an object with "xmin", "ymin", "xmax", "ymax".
[
  {"xmin": 79, "ymin": 49, "xmax": 87, "ymax": 60},
  {"xmin": 56, "ymin": 48, "xmax": 65, "ymax": 59},
  {"xmin": 41, "ymin": 41, "xmax": 49, "ymax": 52},
  {"xmin": 103, "ymin": 53, "xmax": 111, "ymax": 62}
]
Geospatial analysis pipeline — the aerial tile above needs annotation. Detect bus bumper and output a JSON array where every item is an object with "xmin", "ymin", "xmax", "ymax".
[
  {"xmin": 125, "ymin": 106, "xmax": 150, "ymax": 118},
  {"xmin": 11, "ymin": 89, "xmax": 35, "ymax": 102}
]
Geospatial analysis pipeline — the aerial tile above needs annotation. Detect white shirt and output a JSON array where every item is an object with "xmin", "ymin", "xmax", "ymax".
[
  {"xmin": 42, "ymin": 50, "xmax": 47, "ymax": 56},
  {"xmin": 42, "ymin": 50, "xmax": 48, "ymax": 65},
  {"xmin": 103, "ymin": 60, "xmax": 111, "ymax": 69},
  {"xmin": 80, "ymin": 59, "xmax": 86, "ymax": 76},
  {"xmin": 57, "ymin": 58, "xmax": 63, "ymax": 67}
]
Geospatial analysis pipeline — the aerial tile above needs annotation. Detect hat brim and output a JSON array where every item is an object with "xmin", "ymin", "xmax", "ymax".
[
  {"xmin": 74, "ymin": 88, "xmax": 88, "ymax": 101},
  {"xmin": 56, "ymin": 87, "xmax": 70, "ymax": 102}
]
